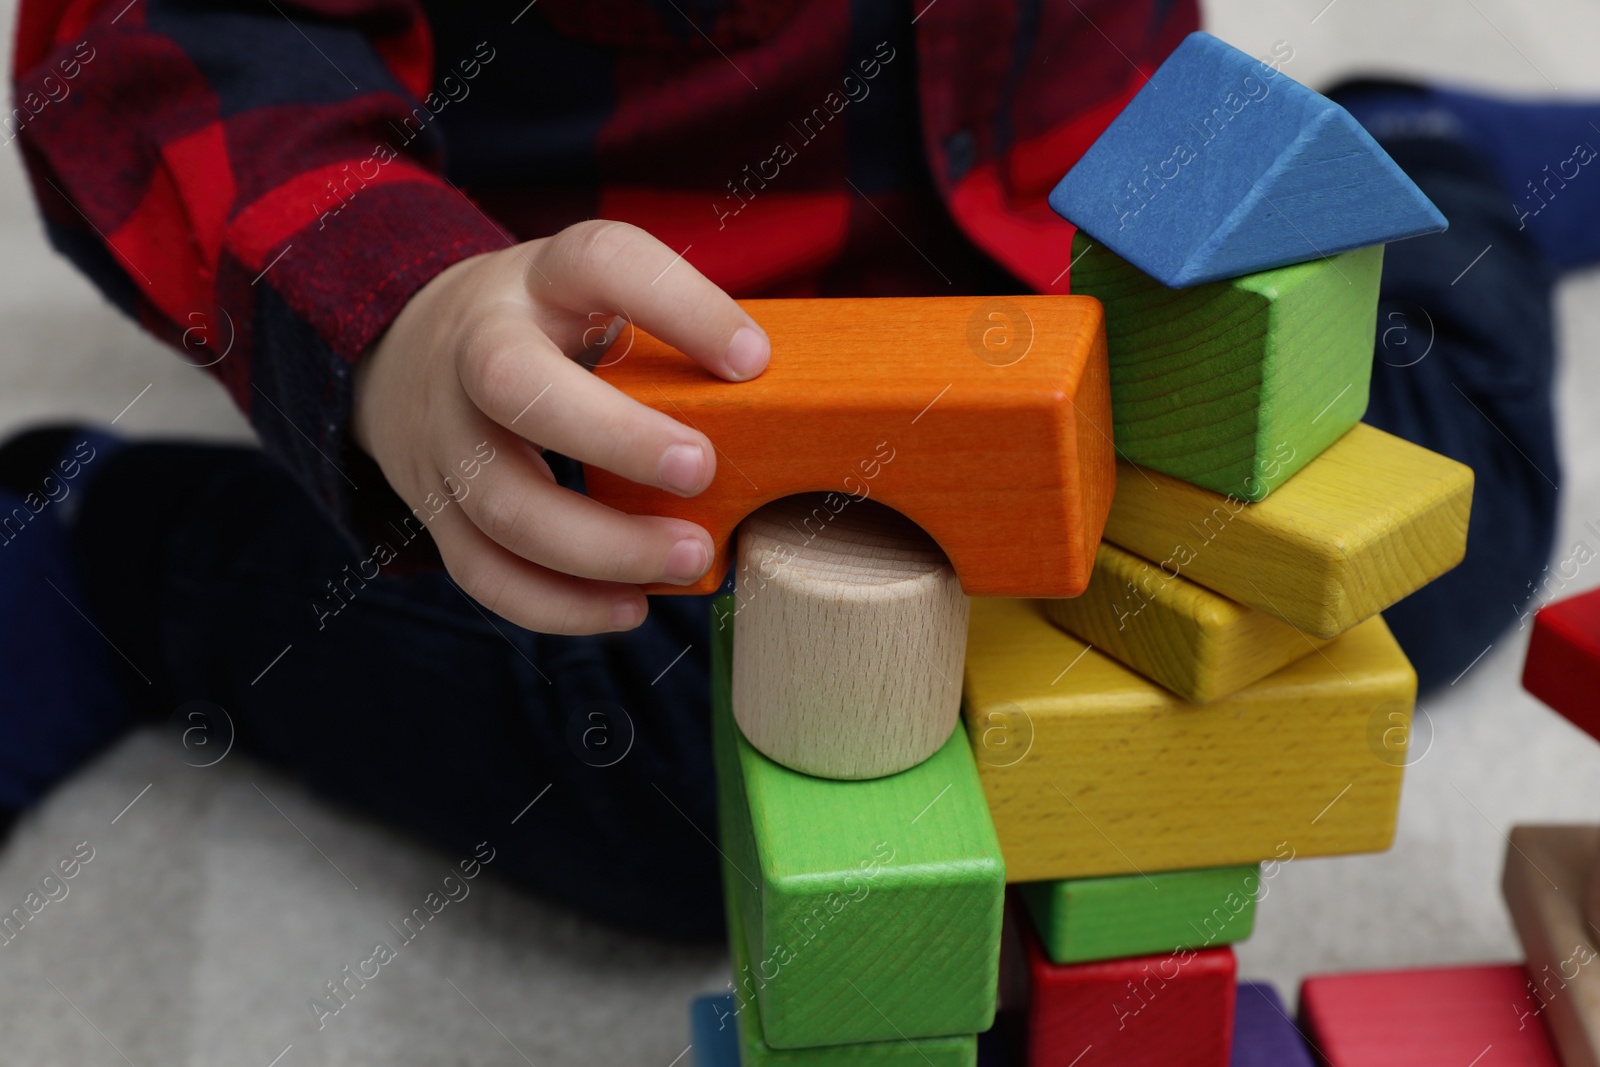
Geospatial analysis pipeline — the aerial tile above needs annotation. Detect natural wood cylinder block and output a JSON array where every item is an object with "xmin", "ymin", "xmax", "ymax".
[{"xmin": 730, "ymin": 495, "xmax": 970, "ymax": 781}]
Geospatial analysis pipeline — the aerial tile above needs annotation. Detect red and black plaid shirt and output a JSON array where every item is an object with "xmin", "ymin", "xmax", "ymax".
[{"xmin": 12, "ymin": 0, "xmax": 1195, "ymax": 529}]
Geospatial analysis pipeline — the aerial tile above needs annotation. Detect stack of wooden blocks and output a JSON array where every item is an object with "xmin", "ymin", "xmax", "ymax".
[
  {"xmin": 976, "ymin": 30, "xmax": 1467, "ymax": 1067},
  {"xmin": 585, "ymin": 30, "xmax": 1485, "ymax": 1067}
]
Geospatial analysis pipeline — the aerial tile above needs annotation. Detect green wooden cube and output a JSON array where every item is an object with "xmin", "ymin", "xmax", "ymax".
[
  {"xmin": 720, "ymin": 855, "xmax": 977, "ymax": 1066},
  {"xmin": 712, "ymin": 599, "xmax": 1004, "ymax": 1049},
  {"xmin": 1070, "ymin": 234, "xmax": 1382, "ymax": 501},
  {"xmin": 1018, "ymin": 864, "xmax": 1260, "ymax": 964}
]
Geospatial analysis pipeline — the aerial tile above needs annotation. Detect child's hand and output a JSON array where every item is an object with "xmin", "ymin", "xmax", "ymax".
[{"xmin": 351, "ymin": 220, "xmax": 770, "ymax": 635}]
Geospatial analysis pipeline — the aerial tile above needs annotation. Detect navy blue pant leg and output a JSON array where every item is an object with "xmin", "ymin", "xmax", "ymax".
[
  {"xmin": 74, "ymin": 444, "xmax": 726, "ymax": 939},
  {"xmin": 1363, "ymin": 138, "xmax": 1561, "ymax": 692}
]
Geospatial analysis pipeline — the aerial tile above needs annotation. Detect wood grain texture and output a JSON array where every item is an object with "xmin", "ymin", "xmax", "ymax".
[
  {"xmin": 1001, "ymin": 900, "xmax": 1236, "ymax": 1067},
  {"xmin": 731, "ymin": 496, "xmax": 969, "ymax": 779},
  {"xmin": 1232, "ymin": 983, "xmax": 1316, "ymax": 1067},
  {"xmin": 696, "ymin": 988, "xmax": 977, "ymax": 1067},
  {"xmin": 717, "ymin": 848, "xmax": 981, "ymax": 1067},
  {"xmin": 1049, "ymin": 31, "xmax": 1445, "ymax": 287},
  {"xmin": 714, "ymin": 598, "xmax": 1004, "ymax": 1048},
  {"xmin": 1018, "ymin": 864, "xmax": 1259, "ymax": 965},
  {"xmin": 1298, "ymin": 964, "xmax": 1562, "ymax": 1067},
  {"xmin": 1522, "ymin": 585, "xmax": 1600, "ymax": 739},
  {"xmin": 587, "ymin": 296, "xmax": 1115, "ymax": 598},
  {"xmin": 1069, "ymin": 234, "xmax": 1379, "ymax": 500},
  {"xmin": 1501, "ymin": 825, "xmax": 1600, "ymax": 1067},
  {"xmin": 963, "ymin": 598, "xmax": 1415, "ymax": 883},
  {"xmin": 1103, "ymin": 423, "xmax": 1474, "ymax": 638},
  {"xmin": 1044, "ymin": 542, "xmax": 1328, "ymax": 703}
]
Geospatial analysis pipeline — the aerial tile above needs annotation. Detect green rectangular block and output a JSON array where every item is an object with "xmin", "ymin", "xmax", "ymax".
[
  {"xmin": 1018, "ymin": 863, "xmax": 1261, "ymax": 964},
  {"xmin": 712, "ymin": 599, "xmax": 1004, "ymax": 1049},
  {"xmin": 722, "ymin": 856, "xmax": 978, "ymax": 1066},
  {"xmin": 1070, "ymin": 233, "xmax": 1382, "ymax": 501}
]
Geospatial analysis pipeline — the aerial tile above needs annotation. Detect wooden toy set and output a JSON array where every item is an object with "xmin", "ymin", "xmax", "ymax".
[{"xmin": 582, "ymin": 29, "xmax": 1497, "ymax": 1067}]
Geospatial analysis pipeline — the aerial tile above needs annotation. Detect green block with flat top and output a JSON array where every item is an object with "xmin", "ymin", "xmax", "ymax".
[
  {"xmin": 1070, "ymin": 233, "xmax": 1381, "ymax": 501},
  {"xmin": 721, "ymin": 854, "xmax": 978, "ymax": 1066},
  {"xmin": 712, "ymin": 597, "xmax": 1004, "ymax": 1049},
  {"xmin": 1018, "ymin": 864, "xmax": 1261, "ymax": 964}
]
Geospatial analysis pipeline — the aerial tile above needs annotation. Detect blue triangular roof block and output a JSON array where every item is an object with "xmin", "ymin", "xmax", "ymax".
[{"xmin": 1049, "ymin": 32, "xmax": 1447, "ymax": 287}]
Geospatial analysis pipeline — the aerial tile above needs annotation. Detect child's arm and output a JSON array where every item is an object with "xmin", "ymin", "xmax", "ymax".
[
  {"xmin": 12, "ymin": 0, "xmax": 767, "ymax": 636},
  {"xmin": 352, "ymin": 220, "xmax": 769, "ymax": 636},
  {"xmin": 12, "ymin": 0, "xmax": 504, "ymax": 530}
]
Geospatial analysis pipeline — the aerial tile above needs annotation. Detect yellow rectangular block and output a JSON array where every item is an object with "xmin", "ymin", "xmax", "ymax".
[
  {"xmin": 1103, "ymin": 423, "xmax": 1473, "ymax": 639},
  {"xmin": 1044, "ymin": 542, "xmax": 1330, "ymax": 703},
  {"xmin": 963, "ymin": 598, "xmax": 1416, "ymax": 883}
]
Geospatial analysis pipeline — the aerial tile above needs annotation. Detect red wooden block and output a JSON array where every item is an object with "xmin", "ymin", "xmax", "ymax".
[
  {"xmin": 1299, "ymin": 964, "xmax": 1561, "ymax": 1067},
  {"xmin": 585, "ymin": 296, "xmax": 1115, "ymax": 597},
  {"xmin": 1523, "ymin": 586, "xmax": 1600, "ymax": 737},
  {"xmin": 1001, "ymin": 901, "xmax": 1236, "ymax": 1067}
]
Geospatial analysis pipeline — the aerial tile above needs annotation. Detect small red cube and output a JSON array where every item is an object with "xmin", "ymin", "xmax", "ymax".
[{"xmin": 1002, "ymin": 901, "xmax": 1237, "ymax": 1067}]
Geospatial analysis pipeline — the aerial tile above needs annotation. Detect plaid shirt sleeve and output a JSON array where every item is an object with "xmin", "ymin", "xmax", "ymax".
[{"xmin": 11, "ymin": 0, "xmax": 509, "ymax": 529}]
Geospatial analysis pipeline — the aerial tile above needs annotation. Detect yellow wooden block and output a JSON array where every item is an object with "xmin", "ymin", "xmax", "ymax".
[
  {"xmin": 1102, "ymin": 423, "xmax": 1473, "ymax": 639},
  {"xmin": 1044, "ymin": 542, "xmax": 1330, "ymax": 703},
  {"xmin": 963, "ymin": 598, "xmax": 1415, "ymax": 883}
]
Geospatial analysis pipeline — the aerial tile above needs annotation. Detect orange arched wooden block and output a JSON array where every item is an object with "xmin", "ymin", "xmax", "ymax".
[{"xmin": 585, "ymin": 296, "xmax": 1115, "ymax": 598}]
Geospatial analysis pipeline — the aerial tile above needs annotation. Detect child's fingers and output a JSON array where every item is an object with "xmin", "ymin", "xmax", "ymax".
[
  {"xmin": 430, "ymin": 506, "xmax": 649, "ymax": 634},
  {"xmin": 460, "ymin": 310, "xmax": 717, "ymax": 497},
  {"xmin": 534, "ymin": 220, "xmax": 771, "ymax": 382},
  {"xmin": 453, "ymin": 429, "xmax": 713, "ymax": 586}
]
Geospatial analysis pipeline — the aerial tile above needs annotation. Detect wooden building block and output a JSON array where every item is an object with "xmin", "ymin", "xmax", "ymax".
[
  {"xmin": 1521, "ymin": 592, "xmax": 1600, "ymax": 944},
  {"xmin": 587, "ymin": 296, "xmax": 1114, "ymax": 598},
  {"xmin": 715, "ymin": 847, "xmax": 981, "ymax": 1067},
  {"xmin": 714, "ymin": 599, "xmax": 1005, "ymax": 1048},
  {"xmin": 1044, "ymin": 542, "xmax": 1328, "ymax": 703},
  {"xmin": 731, "ymin": 496, "xmax": 969, "ymax": 779},
  {"xmin": 1232, "ymin": 983, "xmax": 1315, "ymax": 1067},
  {"xmin": 1018, "ymin": 864, "xmax": 1259, "ymax": 965},
  {"xmin": 1522, "ymin": 585, "xmax": 1600, "ymax": 739},
  {"xmin": 1103, "ymin": 423, "xmax": 1473, "ymax": 639},
  {"xmin": 693, "ymin": 991, "xmax": 978, "ymax": 1067},
  {"xmin": 1050, "ymin": 31, "xmax": 1445, "ymax": 287},
  {"xmin": 1590, "ymin": 844, "xmax": 1600, "ymax": 950},
  {"xmin": 1501, "ymin": 825, "xmax": 1600, "ymax": 1067},
  {"xmin": 1299, "ymin": 963, "xmax": 1561, "ymax": 1067},
  {"xmin": 963, "ymin": 598, "xmax": 1414, "ymax": 883},
  {"xmin": 1001, "ymin": 900, "xmax": 1237, "ymax": 1067},
  {"xmin": 692, "ymin": 994, "xmax": 742, "ymax": 1067},
  {"xmin": 1068, "ymin": 235, "xmax": 1379, "ymax": 500}
]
